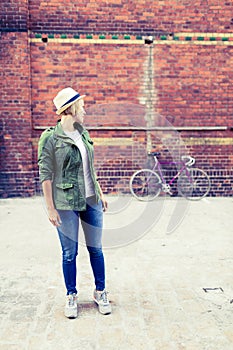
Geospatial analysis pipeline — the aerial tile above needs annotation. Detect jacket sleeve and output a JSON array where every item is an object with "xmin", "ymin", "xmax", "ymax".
[
  {"xmin": 84, "ymin": 129, "xmax": 99, "ymax": 181},
  {"xmin": 38, "ymin": 129, "xmax": 54, "ymax": 183}
]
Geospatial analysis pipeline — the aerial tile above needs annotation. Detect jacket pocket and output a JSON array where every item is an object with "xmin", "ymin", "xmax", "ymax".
[
  {"xmin": 55, "ymin": 183, "xmax": 74, "ymax": 206},
  {"xmin": 56, "ymin": 183, "xmax": 74, "ymax": 190}
]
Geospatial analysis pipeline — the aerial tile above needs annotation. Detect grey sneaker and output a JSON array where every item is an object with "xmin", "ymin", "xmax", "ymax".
[
  {"xmin": 64, "ymin": 293, "xmax": 78, "ymax": 319},
  {"xmin": 93, "ymin": 289, "xmax": 112, "ymax": 315}
]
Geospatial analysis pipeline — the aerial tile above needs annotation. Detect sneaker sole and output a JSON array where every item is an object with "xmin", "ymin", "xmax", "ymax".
[
  {"xmin": 65, "ymin": 307, "xmax": 78, "ymax": 319},
  {"xmin": 93, "ymin": 298, "xmax": 112, "ymax": 315},
  {"xmin": 65, "ymin": 313, "xmax": 78, "ymax": 319}
]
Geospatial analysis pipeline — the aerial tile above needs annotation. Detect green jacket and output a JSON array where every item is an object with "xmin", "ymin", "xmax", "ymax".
[{"xmin": 38, "ymin": 121, "xmax": 101, "ymax": 210}]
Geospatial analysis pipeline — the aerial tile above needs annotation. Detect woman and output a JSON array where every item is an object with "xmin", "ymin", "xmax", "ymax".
[{"xmin": 38, "ymin": 87, "xmax": 111, "ymax": 318}]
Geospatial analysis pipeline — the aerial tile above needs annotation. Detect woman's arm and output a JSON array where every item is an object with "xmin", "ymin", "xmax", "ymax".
[
  {"xmin": 42, "ymin": 180, "xmax": 62, "ymax": 227},
  {"xmin": 38, "ymin": 131, "xmax": 61, "ymax": 226}
]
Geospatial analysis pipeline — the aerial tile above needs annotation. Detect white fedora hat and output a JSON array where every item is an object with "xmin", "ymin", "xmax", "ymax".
[{"xmin": 53, "ymin": 87, "xmax": 86, "ymax": 115}]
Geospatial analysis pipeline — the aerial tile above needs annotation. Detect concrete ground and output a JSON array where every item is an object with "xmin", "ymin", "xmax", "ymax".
[{"xmin": 0, "ymin": 196, "xmax": 232, "ymax": 350}]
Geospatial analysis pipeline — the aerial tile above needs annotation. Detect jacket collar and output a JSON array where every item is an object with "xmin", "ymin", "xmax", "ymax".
[
  {"xmin": 73, "ymin": 122, "xmax": 84, "ymax": 134},
  {"xmin": 54, "ymin": 121, "xmax": 85, "ymax": 140}
]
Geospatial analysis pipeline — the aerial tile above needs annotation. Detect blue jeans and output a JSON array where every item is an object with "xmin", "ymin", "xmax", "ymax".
[{"xmin": 57, "ymin": 197, "xmax": 105, "ymax": 295}]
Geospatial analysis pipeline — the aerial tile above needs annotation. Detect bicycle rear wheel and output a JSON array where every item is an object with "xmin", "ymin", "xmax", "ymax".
[
  {"xmin": 130, "ymin": 169, "xmax": 161, "ymax": 201},
  {"xmin": 178, "ymin": 167, "xmax": 211, "ymax": 200}
]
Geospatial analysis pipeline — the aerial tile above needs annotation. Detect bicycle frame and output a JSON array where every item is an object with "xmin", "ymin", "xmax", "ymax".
[{"xmin": 151, "ymin": 156, "xmax": 193, "ymax": 187}]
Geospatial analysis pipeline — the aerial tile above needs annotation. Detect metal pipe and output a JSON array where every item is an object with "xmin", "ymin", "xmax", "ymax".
[{"xmin": 34, "ymin": 126, "xmax": 229, "ymax": 131}]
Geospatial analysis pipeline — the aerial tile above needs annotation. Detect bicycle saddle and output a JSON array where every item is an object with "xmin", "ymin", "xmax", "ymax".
[{"xmin": 148, "ymin": 152, "xmax": 160, "ymax": 156}]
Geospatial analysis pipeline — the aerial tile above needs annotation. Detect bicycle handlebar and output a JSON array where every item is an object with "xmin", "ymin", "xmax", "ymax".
[{"xmin": 181, "ymin": 155, "xmax": 195, "ymax": 166}]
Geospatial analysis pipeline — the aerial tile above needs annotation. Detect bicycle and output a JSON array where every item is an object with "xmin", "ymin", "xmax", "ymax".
[{"xmin": 130, "ymin": 152, "xmax": 211, "ymax": 201}]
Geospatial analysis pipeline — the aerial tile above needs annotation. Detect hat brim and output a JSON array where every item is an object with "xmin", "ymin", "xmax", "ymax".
[{"xmin": 56, "ymin": 95, "xmax": 86, "ymax": 115}]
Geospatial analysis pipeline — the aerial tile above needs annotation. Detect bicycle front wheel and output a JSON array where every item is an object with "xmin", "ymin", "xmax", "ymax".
[
  {"xmin": 178, "ymin": 167, "xmax": 211, "ymax": 200},
  {"xmin": 130, "ymin": 169, "xmax": 161, "ymax": 201}
]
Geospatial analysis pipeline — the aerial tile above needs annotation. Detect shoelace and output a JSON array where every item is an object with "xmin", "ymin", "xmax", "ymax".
[
  {"xmin": 68, "ymin": 294, "xmax": 76, "ymax": 307},
  {"xmin": 100, "ymin": 291, "xmax": 109, "ymax": 304}
]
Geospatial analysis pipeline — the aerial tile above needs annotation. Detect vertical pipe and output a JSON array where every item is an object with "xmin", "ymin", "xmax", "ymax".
[{"xmin": 140, "ymin": 43, "xmax": 157, "ymax": 153}]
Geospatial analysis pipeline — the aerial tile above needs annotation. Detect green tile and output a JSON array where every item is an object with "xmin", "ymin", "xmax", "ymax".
[
  {"xmin": 73, "ymin": 34, "xmax": 80, "ymax": 39},
  {"xmin": 210, "ymin": 37, "xmax": 216, "ymax": 41},
  {"xmin": 173, "ymin": 36, "xmax": 179, "ymax": 40},
  {"xmin": 48, "ymin": 34, "xmax": 54, "ymax": 39},
  {"xmin": 99, "ymin": 35, "xmax": 106, "ymax": 39},
  {"xmin": 197, "ymin": 37, "xmax": 204, "ymax": 41},
  {"xmin": 185, "ymin": 36, "xmax": 192, "ymax": 41},
  {"xmin": 35, "ymin": 34, "xmax": 42, "ymax": 38},
  {"xmin": 136, "ymin": 35, "xmax": 142, "ymax": 40},
  {"xmin": 160, "ymin": 35, "xmax": 167, "ymax": 40},
  {"xmin": 86, "ymin": 34, "xmax": 93, "ymax": 39},
  {"xmin": 124, "ymin": 35, "xmax": 130, "ymax": 40},
  {"xmin": 112, "ymin": 35, "xmax": 118, "ymax": 39},
  {"xmin": 60, "ymin": 34, "xmax": 67, "ymax": 39},
  {"xmin": 222, "ymin": 37, "xmax": 229, "ymax": 41}
]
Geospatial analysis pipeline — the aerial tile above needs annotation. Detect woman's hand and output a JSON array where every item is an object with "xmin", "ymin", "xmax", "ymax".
[
  {"xmin": 97, "ymin": 181, "xmax": 108, "ymax": 212},
  {"xmin": 42, "ymin": 180, "xmax": 61, "ymax": 227},
  {"xmin": 48, "ymin": 207, "xmax": 62, "ymax": 227},
  {"xmin": 101, "ymin": 195, "xmax": 108, "ymax": 212}
]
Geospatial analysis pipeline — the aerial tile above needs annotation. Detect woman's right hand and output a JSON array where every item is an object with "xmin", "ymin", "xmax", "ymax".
[
  {"xmin": 48, "ymin": 208, "xmax": 62, "ymax": 227},
  {"xmin": 42, "ymin": 180, "xmax": 62, "ymax": 227}
]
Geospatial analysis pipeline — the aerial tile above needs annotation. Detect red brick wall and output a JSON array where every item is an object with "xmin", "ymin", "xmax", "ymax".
[
  {"xmin": 155, "ymin": 44, "xmax": 233, "ymax": 127},
  {"xmin": 1, "ymin": 0, "xmax": 233, "ymax": 197},
  {"xmin": 30, "ymin": 43, "xmax": 147, "ymax": 125},
  {"xmin": 1, "ymin": 0, "xmax": 28, "ymax": 30},
  {"xmin": 0, "ymin": 0, "xmax": 35, "ymax": 196},
  {"xmin": 28, "ymin": 0, "xmax": 233, "ymax": 33}
]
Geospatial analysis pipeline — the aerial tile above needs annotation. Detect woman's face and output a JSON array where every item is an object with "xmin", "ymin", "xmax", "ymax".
[{"xmin": 74, "ymin": 99, "xmax": 86, "ymax": 124}]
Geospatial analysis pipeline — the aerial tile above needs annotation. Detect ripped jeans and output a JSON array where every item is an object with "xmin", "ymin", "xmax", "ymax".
[{"xmin": 57, "ymin": 197, "xmax": 105, "ymax": 295}]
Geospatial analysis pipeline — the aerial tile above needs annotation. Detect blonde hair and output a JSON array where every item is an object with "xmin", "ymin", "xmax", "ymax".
[{"xmin": 61, "ymin": 99, "xmax": 83, "ymax": 117}]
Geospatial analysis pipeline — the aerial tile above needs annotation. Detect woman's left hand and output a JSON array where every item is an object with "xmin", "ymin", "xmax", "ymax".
[
  {"xmin": 101, "ymin": 196, "xmax": 108, "ymax": 212},
  {"xmin": 97, "ymin": 181, "xmax": 108, "ymax": 212}
]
